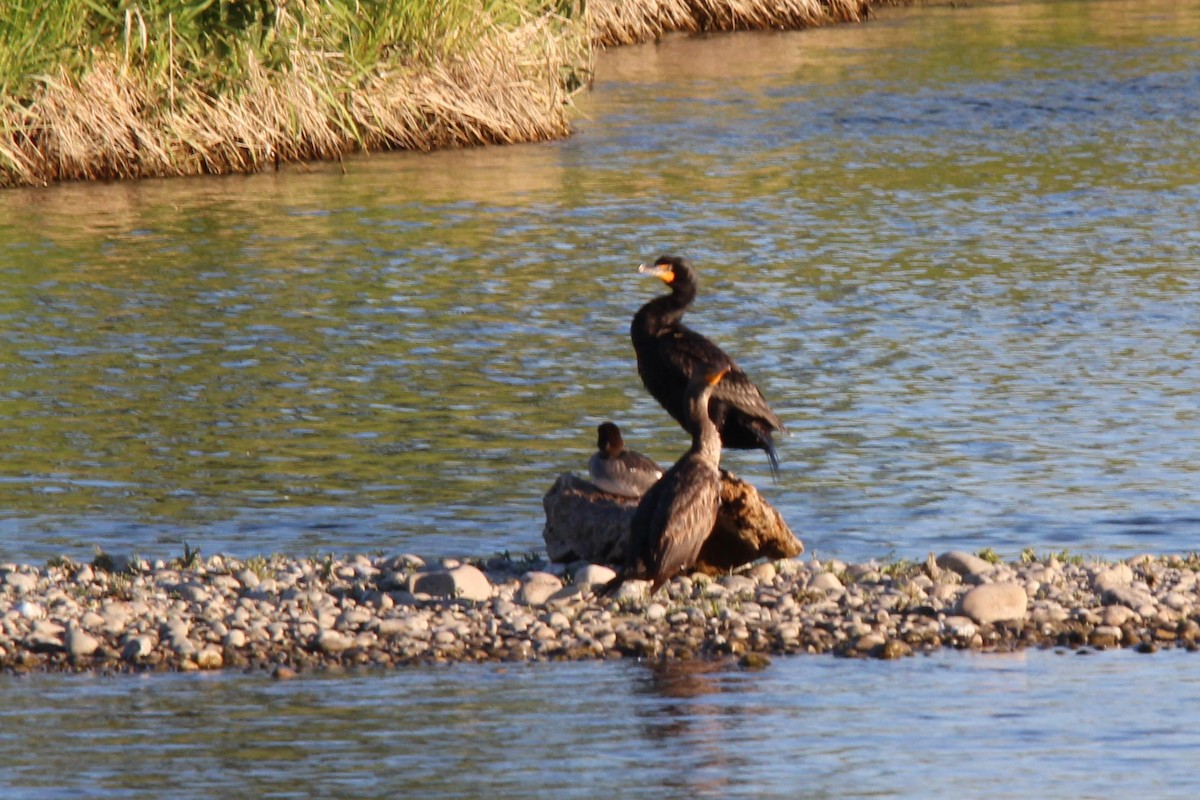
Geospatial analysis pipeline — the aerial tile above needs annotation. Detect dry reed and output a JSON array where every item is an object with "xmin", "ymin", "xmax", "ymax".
[
  {"xmin": 586, "ymin": 0, "xmax": 872, "ymax": 48},
  {"xmin": 1, "ymin": 0, "xmax": 872, "ymax": 188}
]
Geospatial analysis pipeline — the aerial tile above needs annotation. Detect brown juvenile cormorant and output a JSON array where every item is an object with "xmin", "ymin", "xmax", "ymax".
[
  {"xmin": 604, "ymin": 366, "xmax": 729, "ymax": 597},
  {"xmin": 631, "ymin": 255, "xmax": 784, "ymax": 475},
  {"xmin": 588, "ymin": 422, "xmax": 663, "ymax": 498}
]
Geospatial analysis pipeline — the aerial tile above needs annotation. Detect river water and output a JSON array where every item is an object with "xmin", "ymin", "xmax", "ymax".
[{"xmin": 1, "ymin": 0, "xmax": 1199, "ymax": 795}]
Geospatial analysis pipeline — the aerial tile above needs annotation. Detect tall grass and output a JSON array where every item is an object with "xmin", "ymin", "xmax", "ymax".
[
  {"xmin": 1, "ymin": 1, "xmax": 870, "ymax": 187},
  {"xmin": 1, "ymin": 0, "xmax": 589, "ymax": 186}
]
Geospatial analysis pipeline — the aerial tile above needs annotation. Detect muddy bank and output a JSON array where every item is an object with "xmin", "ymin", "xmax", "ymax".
[{"xmin": 3, "ymin": 549, "xmax": 1198, "ymax": 675}]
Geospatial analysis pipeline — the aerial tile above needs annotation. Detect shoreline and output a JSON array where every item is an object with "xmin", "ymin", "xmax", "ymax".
[
  {"xmin": 1, "ymin": 0, "xmax": 871, "ymax": 189},
  {"xmin": 3, "ymin": 549, "xmax": 1198, "ymax": 676}
]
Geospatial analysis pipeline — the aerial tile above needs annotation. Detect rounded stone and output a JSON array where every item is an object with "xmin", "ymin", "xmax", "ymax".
[
  {"xmin": 936, "ymin": 551, "xmax": 996, "ymax": 578},
  {"xmin": 809, "ymin": 572, "xmax": 843, "ymax": 592},
  {"xmin": 410, "ymin": 565, "xmax": 492, "ymax": 602},
  {"xmin": 4, "ymin": 572, "xmax": 38, "ymax": 594},
  {"xmin": 196, "ymin": 646, "xmax": 224, "ymax": 669},
  {"xmin": 315, "ymin": 630, "xmax": 350, "ymax": 653},
  {"xmin": 574, "ymin": 564, "xmax": 617, "ymax": 587},
  {"xmin": 958, "ymin": 582, "xmax": 1028, "ymax": 624},
  {"xmin": 517, "ymin": 572, "xmax": 563, "ymax": 606}
]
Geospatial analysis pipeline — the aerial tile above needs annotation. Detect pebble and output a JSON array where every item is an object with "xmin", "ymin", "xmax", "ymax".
[
  {"xmin": 936, "ymin": 551, "xmax": 996, "ymax": 578},
  {"xmin": 4, "ymin": 572, "xmax": 38, "ymax": 594},
  {"xmin": 574, "ymin": 564, "xmax": 617, "ymax": 587},
  {"xmin": 410, "ymin": 565, "xmax": 492, "ymax": 602},
  {"xmin": 517, "ymin": 572, "xmax": 563, "ymax": 606},
  {"xmin": 958, "ymin": 582, "xmax": 1028, "ymax": 624},
  {"xmin": 809, "ymin": 572, "xmax": 843, "ymax": 592},
  {"xmin": 1, "ymin": 550, "xmax": 1198, "ymax": 673}
]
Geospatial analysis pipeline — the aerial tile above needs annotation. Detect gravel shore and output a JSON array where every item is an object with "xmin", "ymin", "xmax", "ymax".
[{"xmin": 3, "ymin": 549, "xmax": 1199, "ymax": 675}]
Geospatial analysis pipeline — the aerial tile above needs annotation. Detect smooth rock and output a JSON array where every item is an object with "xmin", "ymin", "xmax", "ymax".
[
  {"xmin": 517, "ymin": 572, "xmax": 563, "ymax": 606},
  {"xmin": 1101, "ymin": 584, "xmax": 1155, "ymax": 610},
  {"xmin": 541, "ymin": 471, "xmax": 803, "ymax": 573},
  {"xmin": 809, "ymin": 572, "xmax": 844, "ymax": 592},
  {"xmin": 16, "ymin": 601, "xmax": 45, "ymax": 620},
  {"xmin": 410, "ymin": 565, "xmax": 492, "ymax": 602},
  {"xmin": 958, "ymin": 582, "xmax": 1028, "ymax": 624},
  {"xmin": 1101, "ymin": 605, "xmax": 1138, "ymax": 627},
  {"xmin": 1092, "ymin": 564, "xmax": 1134, "ymax": 593},
  {"xmin": 196, "ymin": 646, "xmax": 224, "ymax": 669},
  {"xmin": 4, "ymin": 572, "xmax": 37, "ymax": 594},
  {"xmin": 936, "ymin": 551, "xmax": 996, "ymax": 578},
  {"xmin": 315, "ymin": 630, "xmax": 350, "ymax": 653},
  {"xmin": 574, "ymin": 564, "xmax": 617, "ymax": 587},
  {"xmin": 942, "ymin": 616, "xmax": 979, "ymax": 639},
  {"xmin": 122, "ymin": 635, "xmax": 155, "ymax": 662},
  {"xmin": 1089, "ymin": 625, "xmax": 1123, "ymax": 647},
  {"xmin": 65, "ymin": 627, "xmax": 100, "ymax": 658}
]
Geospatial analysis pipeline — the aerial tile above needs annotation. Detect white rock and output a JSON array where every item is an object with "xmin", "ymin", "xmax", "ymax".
[
  {"xmin": 65, "ymin": 627, "xmax": 100, "ymax": 658},
  {"xmin": 16, "ymin": 601, "xmax": 45, "ymax": 620},
  {"xmin": 936, "ymin": 551, "xmax": 996, "ymax": 578},
  {"xmin": 224, "ymin": 629, "xmax": 247, "ymax": 649},
  {"xmin": 1100, "ymin": 605, "xmax": 1138, "ymax": 627},
  {"xmin": 1102, "ymin": 584, "xmax": 1155, "ymax": 610},
  {"xmin": 409, "ymin": 565, "xmax": 492, "ymax": 602},
  {"xmin": 958, "ymin": 582, "xmax": 1028, "ymax": 624},
  {"xmin": 720, "ymin": 575, "xmax": 757, "ymax": 594},
  {"xmin": 809, "ymin": 572, "xmax": 843, "ymax": 592},
  {"xmin": 122, "ymin": 635, "xmax": 156, "ymax": 662},
  {"xmin": 574, "ymin": 564, "xmax": 617, "ymax": 587},
  {"xmin": 746, "ymin": 562, "xmax": 777, "ymax": 582},
  {"xmin": 646, "ymin": 603, "xmax": 667, "ymax": 622},
  {"xmin": 942, "ymin": 616, "xmax": 978, "ymax": 639},
  {"xmin": 1093, "ymin": 565, "xmax": 1134, "ymax": 593},
  {"xmin": 517, "ymin": 572, "xmax": 563, "ymax": 606},
  {"xmin": 3, "ymin": 572, "xmax": 37, "ymax": 594},
  {"xmin": 315, "ymin": 630, "xmax": 350, "ymax": 653}
]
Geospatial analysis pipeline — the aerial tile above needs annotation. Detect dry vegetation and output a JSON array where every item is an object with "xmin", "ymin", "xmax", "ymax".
[
  {"xmin": 588, "ymin": 0, "xmax": 871, "ymax": 47},
  {"xmin": 0, "ymin": 0, "xmax": 871, "ymax": 188}
]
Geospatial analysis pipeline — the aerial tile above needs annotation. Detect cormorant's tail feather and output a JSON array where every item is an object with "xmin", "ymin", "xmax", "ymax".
[{"xmin": 762, "ymin": 433, "xmax": 781, "ymax": 481}]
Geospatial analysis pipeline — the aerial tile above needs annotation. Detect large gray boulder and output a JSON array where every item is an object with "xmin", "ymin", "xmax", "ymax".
[{"xmin": 541, "ymin": 471, "xmax": 803, "ymax": 573}]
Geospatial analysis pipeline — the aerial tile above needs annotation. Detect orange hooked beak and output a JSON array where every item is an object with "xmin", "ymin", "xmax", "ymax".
[{"xmin": 637, "ymin": 262, "xmax": 675, "ymax": 284}]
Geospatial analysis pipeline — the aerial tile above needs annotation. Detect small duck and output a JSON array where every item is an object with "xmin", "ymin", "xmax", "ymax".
[{"xmin": 588, "ymin": 422, "xmax": 663, "ymax": 498}]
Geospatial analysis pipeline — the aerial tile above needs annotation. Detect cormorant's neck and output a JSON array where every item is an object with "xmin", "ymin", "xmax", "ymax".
[
  {"xmin": 633, "ymin": 281, "xmax": 696, "ymax": 333},
  {"xmin": 687, "ymin": 390, "xmax": 722, "ymax": 463}
]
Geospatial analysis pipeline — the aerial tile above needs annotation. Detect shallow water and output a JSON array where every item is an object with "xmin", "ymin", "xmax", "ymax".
[
  {"xmin": 2, "ymin": 0, "xmax": 1200, "ymax": 795},
  {"xmin": 2, "ymin": 0, "xmax": 1199, "ymax": 566},
  {"xmin": 2, "ymin": 648, "xmax": 1199, "ymax": 799}
]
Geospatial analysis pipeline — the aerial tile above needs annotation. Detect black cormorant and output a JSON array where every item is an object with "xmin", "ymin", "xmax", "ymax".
[
  {"xmin": 604, "ymin": 366, "xmax": 729, "ymax": 596},
  {"xmin": 631, "ymin": 255, "xmax": 784, "ymax": 475}
]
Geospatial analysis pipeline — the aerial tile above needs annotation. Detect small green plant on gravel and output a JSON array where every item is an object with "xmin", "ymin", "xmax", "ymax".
[
  {"xmin": 881, "ymin": 558, "xmax": 916, "ymax": 580},
  {"xmin": 1020, "ymin": 547, "xmax": 1038, "ymax": 564},
  {"xmin": 1051, "ymin": 548, "xmax": 1085, "ymax": 566},
  {"xmin": 45, "ymin": 555, "xmax": 75, "ymax": 572},
  {"xmin": 244, "ymin": 554, "xmax": 272, "ymax": 580},
  {"xmin": 105, "ymin": 571, "xmax": 133, "ymax": 600},
  {"xmin": 173, "ymin": 541, "xmax": 201, "ymax": 571},
  {"xmin": 311, "ymin": 552, "xmax": 336, "ymax": 581},
  {"xmin": 976, "ymin": 547, "xmax": 1002, "ymax": 565},
  {"xmin": 1177, "ymin": 552, "xmax": 1200, "ymax": 571}
]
